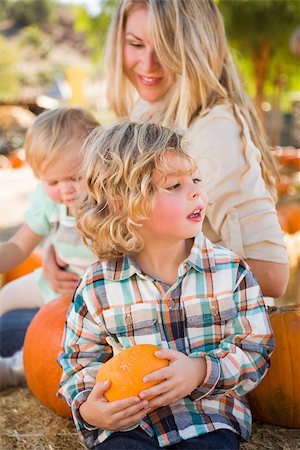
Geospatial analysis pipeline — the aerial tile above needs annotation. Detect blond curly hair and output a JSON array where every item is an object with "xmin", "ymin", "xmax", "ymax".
[{"xmin": 77, "ymin": 121, "xmax": 196, "ymax": 261}]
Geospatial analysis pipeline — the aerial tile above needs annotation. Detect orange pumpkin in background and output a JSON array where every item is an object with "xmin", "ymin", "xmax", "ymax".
[
  {"xmin": 277, "ymin": 202, "xmax": 300, "ymax": 235},
  {"xmin": 8, "ymin": 150, "xmax": 26, "ymax": 169},
  {"xmin": 2, "ymin": 250, "xmax": 42, "ymax": 286},
  {"xmin": 23, "ymin": 295, "xmax": 72, "ymax": 418},
  {"xmin": 96, "ymin": 343, "xmax": 169, "ymax": 403},
  {"xmin": 248, "ymin": 306, "xmax": 300, "ymax": 428},
  {"xmin": 275, "ymin": 147, "xmax": 300, "ymax": 171}
]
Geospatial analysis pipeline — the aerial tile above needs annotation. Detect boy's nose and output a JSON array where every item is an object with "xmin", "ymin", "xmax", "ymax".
[{"xmin": 188, "ymin": 185, "xmax": 202, "ymax": 200}]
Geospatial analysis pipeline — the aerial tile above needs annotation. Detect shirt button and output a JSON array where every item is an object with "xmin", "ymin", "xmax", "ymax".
[
  {"xmin": 125, "ymin": 314, "xmax": 133, "ymax": 325},
  {"xmin": 167, "ymin": 299, "xmax": 175, "ymax": 309},
  {"xmin": 211, "ymin": 306, "xmax": 218, "ymax": 317}
]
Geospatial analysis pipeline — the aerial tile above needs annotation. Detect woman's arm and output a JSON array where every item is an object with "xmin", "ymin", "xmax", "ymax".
[
  {"xmin": 0, "ymin": 224, "xmax": 42, "ymax": 273},
  {"xmin": 246, "ymin": 259, "xmax": 289, "ymax": 298}
]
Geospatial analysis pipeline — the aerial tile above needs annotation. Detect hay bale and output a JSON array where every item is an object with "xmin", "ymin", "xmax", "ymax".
[
  {"xmin": 0, "ymin": 387, "xmax": 82, "ymax": 449},
  {"xmin": 1, "ymin": 387, "xmax": 300, "ymax": 449}
]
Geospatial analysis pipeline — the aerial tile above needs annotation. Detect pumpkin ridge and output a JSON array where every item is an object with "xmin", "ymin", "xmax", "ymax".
[
  {"xmin": 285, "ymin": 311, "xmax": 295, "ymax": 425},
  {"xmin": 277, "ymin": 312, "xmax": 293, "ymax": 426}
]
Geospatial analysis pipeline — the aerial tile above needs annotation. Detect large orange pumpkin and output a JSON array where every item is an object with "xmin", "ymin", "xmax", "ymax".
[
  {"xmin": 96, "ymin": 343, "xmax": 169, "ymax": 402},
  {"xmin": 23, "ymin": 295, "xmax": 72, "ymax": 417},
  {"xmin": 248, "ymin": 306, "xmax": 300, "ymax": 428}
]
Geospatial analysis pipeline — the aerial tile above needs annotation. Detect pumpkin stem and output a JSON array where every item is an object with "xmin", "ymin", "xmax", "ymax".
[{"xmin": 106, "ymin": 336, "xmax": 124, "ymax": 356}]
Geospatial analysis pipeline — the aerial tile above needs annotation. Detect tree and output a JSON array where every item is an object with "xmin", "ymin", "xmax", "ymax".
[
  {"xmin": 0, "ymin": 36, "xmax": 19, "ymax": 101},
  {"xmin": 3, "ymin": 0, "xmax": 55, "ymax": 29},
  {"xmin": 74, "ymin": 0, "xmax": 117, "ymax": 65},
  {"xmin": 218, "ymin": 0, "xmax": 300, "ymax": 116}
]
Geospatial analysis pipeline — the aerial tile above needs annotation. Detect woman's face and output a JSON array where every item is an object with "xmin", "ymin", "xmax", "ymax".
[{"xmin": 123, "ymin": 6, "xmax": 175, "ymax": 103}]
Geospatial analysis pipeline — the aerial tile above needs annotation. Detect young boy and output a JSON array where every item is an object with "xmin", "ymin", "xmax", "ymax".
[
  {"xmin": 0, "ymin": 107, "xmax": 99, "ymax": 389},
  {"xmin": 58, "ymin": 122, "xmax": 274, "ymax": 450}
]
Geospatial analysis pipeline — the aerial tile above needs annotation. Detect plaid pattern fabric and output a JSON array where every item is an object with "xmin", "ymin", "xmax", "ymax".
[{"xmin": 58, "ymin": 233, "xmax": 274, "ymax": 449}]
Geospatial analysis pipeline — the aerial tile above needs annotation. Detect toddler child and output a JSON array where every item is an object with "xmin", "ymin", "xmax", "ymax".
[
  {"xmin": 0, "ymin": 107, "xmax": 99, "ymax": 389},
  {"xmin": 58, "ymin": 122, "xmax": 274, "ymax": 450}
]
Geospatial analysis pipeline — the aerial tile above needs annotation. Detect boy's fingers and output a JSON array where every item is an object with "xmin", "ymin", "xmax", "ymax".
[
  {"xmin": 90, "ymin": 380, "xmax": 111, "ymax": 400},
  {"xmin": 118, "ymin": 408, "xmax": 151, "ymax": 430},
  {"xmin": 154, "ymin": 348, "xmax": 180, "ymax": 361},
  {"xmin": 109, "ymin": 396, "xmax": 144, "ymax": 413},
  {"xmin": 143, "ymin": 366, "xmax": 169, "ymax": 384},
  {"xmin": 140, "ymin": 379, "xmax": 170, "ymax": 400}
]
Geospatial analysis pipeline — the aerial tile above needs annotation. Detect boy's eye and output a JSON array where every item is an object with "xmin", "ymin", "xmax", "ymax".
[
  {"xmin": 166, "ymin": 183, "xmax": 181, "ymax": 191},
  {"xmin": 193, "ymin": 178, "xmax": 202, "ymax": 184},
  {"xmin": 47, "ymin": 181, "xmax": 58, "ymax": 186}
]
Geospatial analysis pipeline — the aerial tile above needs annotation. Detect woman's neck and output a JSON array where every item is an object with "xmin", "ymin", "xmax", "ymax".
[{"xmin": 134, "ymin": 238, "xmax": 193, "ymax": 286}]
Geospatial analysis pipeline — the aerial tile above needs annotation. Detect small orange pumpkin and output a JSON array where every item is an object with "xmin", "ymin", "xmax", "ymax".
[
  {"xmin": 248, "ymin": 306, "xmax": 300, "ymax": 428},
  {"xmin": 23, "ymin": 295, "xmax": 72, "ymax": 417},
  {"xmin": 96, "ymin": 343, "xmax": 169, "ymax": 402}
]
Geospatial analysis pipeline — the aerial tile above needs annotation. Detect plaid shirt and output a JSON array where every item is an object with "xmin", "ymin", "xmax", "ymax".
[{"xmin": 58, "ymin": 233, "xmax": 274, "ymax": 449}]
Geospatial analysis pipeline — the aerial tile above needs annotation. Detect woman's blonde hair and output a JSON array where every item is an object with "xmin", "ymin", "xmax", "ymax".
[
  {"xmin": 77, "ymin": 121, "xmax": 195, "ymax": 261},
  {"xmin": 24, "ymin": 107, "xmax": 99, "ymax": 177},
  {"xmin": 105, "ymin": 0, "xmax": 278, "ymax": 198}
]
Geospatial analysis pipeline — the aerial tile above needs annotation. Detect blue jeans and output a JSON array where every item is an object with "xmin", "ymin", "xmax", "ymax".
[
  {"xmin": 0, "ymin": 308, "xmax": 38, "ymax": 357},
  {"xmin": 95, "ymin": 428, "xmax": 240, "ymax": 449}
]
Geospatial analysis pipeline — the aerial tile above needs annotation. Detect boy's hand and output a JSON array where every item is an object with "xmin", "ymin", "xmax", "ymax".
[
  {"xmin": 79, "ymin": 381, "xmax": 151, "ymax": 431},
  {"xmin": 139, "ymin": 349, "xmax": 207, "ymax": 409},
  {"xmin": 43, "ymin": 244, "xmax": 79, "ymax": 294}
]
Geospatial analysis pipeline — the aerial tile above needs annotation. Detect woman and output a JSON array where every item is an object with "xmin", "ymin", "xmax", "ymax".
[{"xmin": 45, "ymin": 0, "xmax": 288, "ymax": 298}]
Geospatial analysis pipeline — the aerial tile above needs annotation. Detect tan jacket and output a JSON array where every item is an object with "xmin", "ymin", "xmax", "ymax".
[{"xmin": 186, "ymin": 103, "xmax": 287, "ymax": 263}]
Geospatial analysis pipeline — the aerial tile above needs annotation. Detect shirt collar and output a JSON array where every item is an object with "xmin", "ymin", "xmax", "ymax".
[
  {"xmin": 103, "ymin": 255, "xmax": 142, "ymax": 281},
  {"xmin": 185, "ymin": 232, "xmax": 216, "ymax": 273},
  {"xmin": 103, "ymin": 233, "xmax": 216, "ymax": 282}
]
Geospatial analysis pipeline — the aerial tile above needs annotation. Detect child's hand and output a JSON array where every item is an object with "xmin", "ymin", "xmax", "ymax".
[
  {"xmin": 139, "ymin": 349, "xmax": 207, "ymax": 409},
  {"xmin": 43, "ymin": 244, "xmax": 79, "ymax": 294},
  {"xmin": 79, "ymin": 380, "xmax": 151, "ymax": 431}
]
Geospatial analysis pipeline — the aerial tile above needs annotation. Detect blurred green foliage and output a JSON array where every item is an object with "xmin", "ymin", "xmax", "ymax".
[
  {"xmin": 73, "ymin": 0, "xmax": 117, "ymax": 65},
  {"xmin": 219, "ymin": 0, "xmax": 300, "ymax": 110},
  {"xmin": 1, "ymin": 0, "xmax": 55, "ymax": 28},
  {"xmin": 0, "ymin": 36, "xmax": 20, "ymax": 101},
  {"xmin": 20, "ymin": 25, "xmax": 52, "ymax": 58}
]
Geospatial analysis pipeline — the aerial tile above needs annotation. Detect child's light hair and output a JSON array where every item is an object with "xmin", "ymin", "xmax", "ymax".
[
  {"xmin": 24, "ymin": 107, "xmax": 99, "ymax": 177},
  {"xmin": 77, "ymin": 121, "xmax": 196, "ymax": 261},
  {"xmin": 105, "ymin": 0, "xmax": 278, "ymax": 199}
]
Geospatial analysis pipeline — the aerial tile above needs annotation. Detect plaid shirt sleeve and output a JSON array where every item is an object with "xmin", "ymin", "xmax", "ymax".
[
  {"xmin": 189, "ymin": 263, "xmax": 275, "ymax": 401},
  {"xmin": 57, "ymin": 288, "xmax": 112, "ymax": 449}
]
